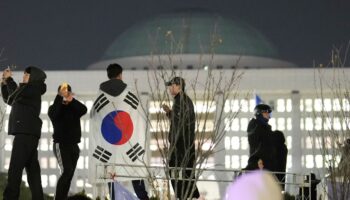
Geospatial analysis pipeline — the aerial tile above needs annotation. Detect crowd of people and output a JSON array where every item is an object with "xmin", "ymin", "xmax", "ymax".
[{"xmin": 1, "ymin": 63, "xmax": 291, "ymax": 200}]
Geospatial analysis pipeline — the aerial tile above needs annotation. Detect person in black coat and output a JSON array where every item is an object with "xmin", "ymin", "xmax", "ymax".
[
  {"xmin": 1, "ymin": 66, "xmax": 46, "ymax": 200},
  {"xmin": 162, "ymin": 77, "xmax": 200, "ymax": 200},
  {"xmin": 271, "ymin": 130, "xmax": 288, "ymax": 190},
  {"xmin": 48, "ymin": 83, "xmax": 87, "ymax": 200},
  {"xmin": 244, "ymin": 104, "xmax": 276, "ymax": 171}
]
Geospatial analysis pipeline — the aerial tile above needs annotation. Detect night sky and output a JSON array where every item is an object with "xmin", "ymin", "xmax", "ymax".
[{"xmin": 0, "ymin": 0, "xmax": 349, "ymax": 70}]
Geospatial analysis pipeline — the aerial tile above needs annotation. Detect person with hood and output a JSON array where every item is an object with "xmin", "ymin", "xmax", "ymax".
[
  {"xmin": 162, "ymin": 76, "xmax": 201, "ymax": 200},
  {"xmin": 244, "ymin": 104, "xmax": 276, "ymax": 171},
  {"xmin": 100, "ymin": 63, "xmax": 149, "ymax": 200},
  {"xmin": 48, "ymin": 83, "xmax": 87, "ymax": 200},
  {"xmin": 1, "ymin": 66, "xmax": 46, "ymax": 200}
]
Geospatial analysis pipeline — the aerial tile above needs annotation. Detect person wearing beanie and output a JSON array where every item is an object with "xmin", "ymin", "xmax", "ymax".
[
  {"xmin": 244, "ymin": 104, "xmax": 276, "ymax": 171},
  {"xmin": 1, "ymin": 66, "xmax": 46, "ymax": 200},
  {"xmin": 48, "ymin": 83, "xmax": 87, "ymax": 200}
]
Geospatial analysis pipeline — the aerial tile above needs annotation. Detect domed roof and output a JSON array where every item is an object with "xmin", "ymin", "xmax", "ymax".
[{"xmin": 102, "ymin": 12, "xmax": 279, "ymax": 60}]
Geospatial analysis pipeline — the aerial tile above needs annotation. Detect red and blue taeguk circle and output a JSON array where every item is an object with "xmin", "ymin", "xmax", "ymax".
[{"xmin": 101, "ymin": 110, "xmax": 134, "ymax": 145}]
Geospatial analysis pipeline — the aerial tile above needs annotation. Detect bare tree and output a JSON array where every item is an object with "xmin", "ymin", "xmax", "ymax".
[{"xmin": 313, "ymin": 43, "xmax": 350, "ymax": 200}]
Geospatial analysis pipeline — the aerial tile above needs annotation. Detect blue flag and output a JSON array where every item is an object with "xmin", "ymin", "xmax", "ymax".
[{"xmin": 255, "ymin": 94, "xmax": 263, "ymax": 105}]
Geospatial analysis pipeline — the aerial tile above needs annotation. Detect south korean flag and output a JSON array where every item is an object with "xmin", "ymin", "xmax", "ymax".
[{"xmin": 89, "ymin": 86, "xmax": 148, "ymax": 182}]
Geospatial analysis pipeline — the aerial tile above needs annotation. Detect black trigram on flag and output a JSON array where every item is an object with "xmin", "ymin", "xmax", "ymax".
[
  {"xmin": 124, "ymin": 91, "xmax": 139, "ymax": 110},
  {"xmin": 93, "ymin": 146, "xmax": 112, "ymax": 163},
  {"xmin": 126, "ymin": 143, "xmax": 145, "ymax": 162},
  {"xmin": 93, "ymin": 93, "xmax": 110, "ymax": 113}
]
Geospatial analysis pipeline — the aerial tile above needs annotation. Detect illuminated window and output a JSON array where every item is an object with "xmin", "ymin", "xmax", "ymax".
[
  {"xmin": 324, "ymin": 98, "xmax": 332, "ymax": 111},
  {"xmin": 277, "ymin": 118, "xmax": 285, "ymax": 131},
  {"xmin": 6, "ymin": 105, "xmax": 11, "ymax": 114},
  {"xmin": 305, "ymin": 136, "xmax": 313, "ymax": 149},
  {"xmin": 300, "ymin": 99, "xmax": 304, "ymax": 111},
  {"xmin": 4, "ymin": 120, "xmax": 8, "ymax": 133},
  {"xmin": 241, "ymin": 137, "xmax": 248, "ymax": 150},
  {"xmin": 201, "ymin": 141, "xmax": 212, "ymax": 151},
  {"xmin": 40, "ymin": 138, "xmax": 49, "ymax": 151},
  {"xmin": 333, "ymin": 117, "xmax": 341, "ymax": 130},
  {"xmin": 224, "ymin": 100, "xmax": 230, "ymax": 113},
  {"xmin": 314, "ymin": 117, "xmax": 322, "ymax": 131},
  {"xmin": 49, "ymin": 157, "xmax": 57, "ymax": 169},
  {"xmin": 343, "ymin": 99, "xmax": 350, "ymax": 111},
  {"xmin": 323, "ymin": 118, "xmax": 332, "ymax": 130},
  {"xmin": 231, "ymin": 155, "xmax": 240, "ymax": 169},
  {"xmin": 286, "ymin": 136, "xmax": 292, "ymax": 150},
  {"xmin": 78, "ymin": 138, "xmax": 84, "ymax": 150},
  {"xmin": 231, "ymin": 137, "xmax": 240, "ymax": 150},
  {"xmin": 41, "ymin": 101, "xmax": 49, "ymax": 114},
  {"xmin": 41, "ymin": 120, "xmax": 49, "ymax": 133},
  {"xmin": 4, "ymin": 158, "xmax": 10, "ymax": 170},
  {"xmin": 315, "ymin": 155, "xmax": 323, "ymax": 168},
  {"xmin": 40, "ymin": 157, "xmax": 48, "ymax": 169},
  {"xmin": 240, "ymin": 100, "xmax": 249, "ymax": 112},
  {"xmin": 85, "ymin": 137, "xmax": 89, "ymax": 150},
  {"xmin": 5, "ymin": 138, "xmax": 12, "ymax": 151},
  {"xmin": 85, "ymin": 120, "xmax": 90, "ymax": 132},
  {"xmin": 305, "ymin": 117, "xmax": 313, "ymax": 131},
  {"xmin": 305, "ymin": 99, "xmax": 313, "ymax": 112},
  {"xmin": 49, "ymin": 121, "xmax": 53, "ymax": 133},
  {"xmin": 231, "ymin": 118, "xmax": 240, "ymax": 131},
  {"xmin": 197, "ymin": 120, "xmax": 214, "ymax": 132},
  {"xmin": 277, "ymin": 99, "xmax": 285, "ymax": 112},
  {"xmin": 300, "ymin": 118, "xmax": 304, "ymax": 130},
  {"xmin": 315, "ymin": 137, "xmax": 323, "ymax": 149},
  {"xmin": 49, "ymin": 175, "xmax": 57, "ymax": 187},
  {"xmin": 287, "ymin": 118, "xmax": 292, "ymax": 130},
  {"xmin": 85, "ymin": 100, "xmax": 94, "ymax": 113},
  {"xmin": 333, "ymin": 98, "xmax": 341, "ymax": 111},
  {"xmin": 240, "ymin": 118, "xmax": 248, "ymax": 131},
  {"xmin": 305, "ymin": 155, "xmax": 314, "ymax": 168},
  {"xmin": 232, "ymin": 100, "xmax": 240, "ymax": 112},
  {"xmin": 249, "ymin": 99, "xmax": 255, "ymax": 112},
  {"xmin": 49, "ymin": 140, "xmax": 53, "ymax": 151},
  {"xmin": 41, "ymin": 175, "xmax": 48, "ymax": 188},
  {"xmin": 286, "ymin": 99, "xmax": 292, "ymax": 112},
  {"xmin": 194, "ymin": 101, "xmax": 216, "ymax": 113},
  {"xmin": 225, "ymin": 137, "xmax": 230, "ymax": 150},
  {"xmin": 77, "ymin": 156, "xmax": 84, "ymax": 169},
  {"xmin": 80, "ymin": 120, "xmax": 85, "ymax": 132},
  {"xmin": 314, "ymin": 98, "xmax": 322, "ymax": 112},
  {"xmin": 76, "ymin": 179, "xmax": 84, "ymax": 187},
  {"xmin": 269, "ymin": 118, "xmax": 276, "ymax": 131},
  {"xmin": 241, "ymin": 155, "xmax": 248, "ymax": 168}
]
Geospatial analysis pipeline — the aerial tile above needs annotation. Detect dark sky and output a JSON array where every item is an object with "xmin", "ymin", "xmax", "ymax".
[{"xmin": 1, "ymin": 0, "xmax": 349, "ymax": 70}]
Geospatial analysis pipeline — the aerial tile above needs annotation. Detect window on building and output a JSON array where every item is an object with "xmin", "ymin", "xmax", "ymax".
[
  {"xmin": 287, "ymin": 118, "xmax": 292, "ymax": 131},
  {"xmin": 240, "ymin": 155, "xmax": 248, "ymax": 168},
  {"xmin": 40, "ymin": 138, "xmax": 49, "ymax": 151},
  {"xmin": 240, "ymin": 99, "xmax": 249, "ymax": 112},
  {"xmin": 305, "ymin": 136, "xmax": 313, "ymax": 149},
  {"xmin": 240, "ymin": 118, "xmax": 248, "ymax": 131},
  {"xmin": 300, "ymin": 99, "xmax": 304, "ymax": 111},
  {"xmin": 277, "ymin": 118, "xmax": 285, "ymax": 131},
  {"xmin": 49, "ymin": 175, "xmax": 57, "ymax": 187},
  {"xmin": 305, "ymin": 99, "xmax": 313, "ymax": 112},
  {"xmin": 286, "ymin": 136, "xmax": 292, "ymax": 150},
  {"xmin": 314, "ymin": 98, "xmax": 323, "ymax": 112},
  {"xmin": 231, "ymin": 118, "xmax": 240, "ymax": 131},
  {"xmin": 49, "ymin": 157, "xmax": 57, "ymax": 169},
  {"xmin": 41, "ymin": 101, "xmax": 49, "ymax": 114},
  {"xmin": 41, "ymin": 175, "xmax": 48, "ymax": 188},
  {"xmin": 5, "ymin": 138, "xmax": 12, "ymax": 151},
  {"xmin": 40, "ymin": 157, "xmax": 48, "ymax": 169},
  {"xmin": 269, "ymin": 118, "xmax": 276, "ymax": 131},
  {"xmin": 241, "ymin": 137, "xmax": 248, "ymax": 150},
  {"xmin": 277, "ymin": 99, "xmax": 285, "ymax": 112},
  {"xmin": 41, "ymin": 119, "xmax": 49, "ymax": 133},
  {"xmin": 231, "ymin": 155, "xmax": 240, "ymax": 169},
  {"xmin": 305, "ymin": 117, "xmax": 313, "ymax": 131},
  {"xmin": 225, "ymin": 155, "xmax": 230, "ymax": 169},
  {"xmin": 231, "ymin": 137, "xmax": 240, "ymax": 150},
  {"xmin": 333, "ymin": 98, "xmax": 341, "ymax": 111},
  {"xmin": 77, "ymin": 156, "xmax": 84, "ymax": 169},
  {"xmin": 314, "ymin": 117, "xmax": 322, "ymax": 131},
  {"xmin": 324, "ymin": 98, "xmax": 332, "ymax": 111},
  {"xmin": 287, "ymin": 155, "xmax": 292, "ymax": 169},
  {"xmin": 305, "ymin": 155, "xmax": 314, "ymax": 168},
  {"xmin": 315, "ymin": 155, "xmax": 323, "ymax": 168},
  {"xmin": 225, "ymin": 137, "xmax": 230, "ymax": 150},
  {"xmin": 286, "ymin": 99, "xmax": 292, "ymax": 112}
]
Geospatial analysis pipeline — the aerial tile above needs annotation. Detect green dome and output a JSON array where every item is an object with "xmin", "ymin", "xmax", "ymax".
[{"xmin": 102, "ymin": 12, "xmax": 279, "ymax": 60}]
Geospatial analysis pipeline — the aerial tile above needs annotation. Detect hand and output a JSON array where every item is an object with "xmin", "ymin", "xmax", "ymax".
[
  {"xmin": 162, "ymin": 104, "xmax": 171, "ymax": 113},
  {"xmin": 62, "ymin": 92, "xmax": 74, "ymax": 104}
]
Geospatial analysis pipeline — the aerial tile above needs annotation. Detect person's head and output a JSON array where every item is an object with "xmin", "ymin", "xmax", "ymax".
[
  {"xmin": 257, "ymin": 159, "xmax": 264, "ymax": 170},
  {"xmin": 57, "ymin": 82, "xmax": 72, "ymax": 93},
  {"xmin": 165, "ymin": 77, "xmax": 185, "ymax": 96},
  {"xmin": 107, "ymin": 63, "xmax": 123, "ymax": 80},
  {"xmin": 254, "ymin": 104, "xmax": 272, "ymax": 120},
  {"xmin": 23, "ymin": 66, "xmax": 46, "ymax": 83}
]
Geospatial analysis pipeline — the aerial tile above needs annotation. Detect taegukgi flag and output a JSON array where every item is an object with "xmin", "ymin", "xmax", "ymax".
[{"xmin": 89, "ymin": 86, "xmax": 148, "ymax": 182}]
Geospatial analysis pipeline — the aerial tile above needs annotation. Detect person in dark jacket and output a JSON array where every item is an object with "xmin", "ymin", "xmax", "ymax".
[
  {"xmin": 1, "ymin": 66, "xmax": 46, "ymax": 200},
  {"xmin": 271, "ymin": 130, "xmax": 288, "ymax": 190},
  {"xmin": 101, "ymin": 63, "xmax": 149, "ymax": 200},
  {"xmin": 48, "ymin": 83, "xmax": 87, "ymax": 200},
  {"xmin": 244, "ymin": 104, "xmax": 275, "ymax": 171},
  {"xmin": 162, "ymin": 76, "xmax": 200, "ymax": 200}
]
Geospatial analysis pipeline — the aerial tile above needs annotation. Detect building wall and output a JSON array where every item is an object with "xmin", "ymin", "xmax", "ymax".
[{"xmin": 0, "ymin": 68, "xmax": 348, "ymax": 198}]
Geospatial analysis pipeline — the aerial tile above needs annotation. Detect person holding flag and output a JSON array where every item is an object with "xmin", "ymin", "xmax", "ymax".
[
  {"xmin": 48, "ymin": 83, "xmax": 87, "ymax": 200},
  {"xmin": 90, "ymin": 63, "xmax": 149, "ymax": 200}
]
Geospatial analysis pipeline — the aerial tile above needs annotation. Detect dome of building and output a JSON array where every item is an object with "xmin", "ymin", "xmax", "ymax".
[{"xmin": 88, "ymin": 11, "xmax": 296, "ymax": 69}]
